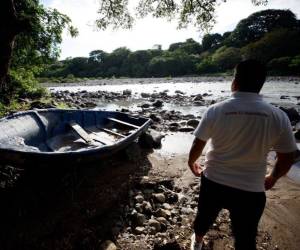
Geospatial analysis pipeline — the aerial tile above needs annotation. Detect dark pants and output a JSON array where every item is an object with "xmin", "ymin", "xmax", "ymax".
[{"xmin": 194, "ymin": 175, "xmax": 266, "ymax": 250}]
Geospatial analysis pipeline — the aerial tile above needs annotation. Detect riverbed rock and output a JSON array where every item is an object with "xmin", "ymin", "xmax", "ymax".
[
  {"xmin": 150, "ymin": 114, "xmax": 161, "ymax": 122},
  {"xmin": 141, "ymin": 103, "xmax": 151, "ymax": 109},
  {"xmin": 155, "ymin": 208, "xmax": 171, "ymax": 218},
  {"xmin": 141, "ymin": 92, "xmax": 150, "ymax": 98},
  {"xmin": 148, "ymin": 219, "xmax": 161, "ymax": 232},
  {"xmin": 134, "ymin": 226, "xmax": 145, "ymax": 234},
  {"xmin": 178, "ymin": 126, "xmax": 194, "ymax": 132},
  {"xmin": 192, "ymin": 94, "xmax": 203, "ymax": 101},
  {"xmin": 186, "ymin": 119, "xmax": 199, "ymax": 128},
  {"xmin": 143, "ymin": 201, "xmax": 153, "ymax": 214},
  {"xmin": 280, "ymin": 107, "xmax": 300, "ymax": 124},
  {"xmin": 152, "ymin": 100, "xmax": 164, "ymax": 108},
  {"xmin": 135, "ymin": 213, "xmax": 146, "ymax": 226},
  {"xmin": 123, "ymin": 89, "xmax": 132, "ymax": 96},
  {"xmin": 193, "ymin": 100, "xmax": 205, "ymax": 106},
  {"xmin": 153, "ymin": 193, "xmax": 166, "ymax": 203},
  {"xmin": 138, "ymin": 130, "xmax": 164, "ymax": 149},
  {"xmin": 175, "ymin": 90, "xmax": 185, "ymax": 95},
  {"xmin": 135, "ymin": 194, "xmax": 144, "ymax": 203}
]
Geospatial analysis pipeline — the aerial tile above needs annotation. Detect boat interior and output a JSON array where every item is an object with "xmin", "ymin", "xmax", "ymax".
[{"xmin": 0, "ymin": 110, "xmax": 147, "ymax": 153}]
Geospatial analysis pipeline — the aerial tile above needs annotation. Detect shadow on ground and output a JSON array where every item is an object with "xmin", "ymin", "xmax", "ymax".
[{"xmin": 0, "ymin": 143, "xmax": 152, "ymax": 250}]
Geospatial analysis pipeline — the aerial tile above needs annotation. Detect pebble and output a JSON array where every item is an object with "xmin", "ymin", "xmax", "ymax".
[
  {"xmin": 148, "ymin": 219, "xmax": 161, "ymax": 232},
  {"xmin": 134, "ymin": 194, "xmax": 144, "ymax": 203},
  {"xmin": 134, "ymin": 226, "xmax": 145, "ymax": 234}
]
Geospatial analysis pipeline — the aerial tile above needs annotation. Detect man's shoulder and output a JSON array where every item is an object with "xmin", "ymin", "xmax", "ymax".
[{"xmin": 206, "ymin": 98, "xmax": 232, "ymax": 112}]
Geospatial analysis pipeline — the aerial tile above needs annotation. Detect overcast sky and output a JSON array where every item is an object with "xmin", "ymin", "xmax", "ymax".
[{"xmin": 41, "ymin": 0, "xmax": 300, "ymax": 59}]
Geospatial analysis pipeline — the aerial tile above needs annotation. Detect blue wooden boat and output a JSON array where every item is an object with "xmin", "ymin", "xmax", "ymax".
[{"xmin": 0, "ymin": 109, "xmax": 151, "ymax": 166}]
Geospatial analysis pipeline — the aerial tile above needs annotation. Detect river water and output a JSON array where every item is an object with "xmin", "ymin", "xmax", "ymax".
[{"xmin": 49, "ymin": 78, "xmax": 300, "ymax": 184}]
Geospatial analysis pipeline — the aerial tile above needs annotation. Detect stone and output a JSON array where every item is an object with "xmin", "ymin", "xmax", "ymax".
[
  {"xmin": 178, "ymin": 126, "xmax": 194, "ymax": 132},
  {"xmin": 135, "ymin": 203, "xmax": 143, "ymax": 213},
  {"xmin": 138, "ymin": 130, "xmax": 164, "ymax": 149},
  {"xmin": 141, "ymin": 92, "xmax": 150, "ymax": 98},
  {"xmin": 123, "ymin": 89, "xmax": 132, "ymax": 96},
  {"xmin": 156, "ymin": 217, "xmax": 168, "ymax": 225},
  {"xmin": 150, "ymin": 114, "xmax": 161, "ymax": 122},
  {"xmin": 135, "ymin": 213, "xmax": 146, "ymax": 226},
  {"xmin": 181, "ymin": 207, "xmax": 194, "ymax": 215},
  {"xmin": 143, "ymin": 201, "xmax": 153, "ymax": 214},
  {"xmin": 153, "ymin": 193, "xmax": 166, "ymax": 203},
  {"xmin": 84, "ymin": 101, "xmax": 97, "ymax": 108},
  {"xmin": 169, "ymin": 122, "xmax": 180, "ymax": 127},
  {"xmin": 279, "ymin": 107, "xmax": 300, "ymax": 124},
  {"xmin": 155, "ymin": 208, "xmax": 171, "ymax": 218},
  {"xmin": 175, "ymin": 90, "xmax": 185, "ymax": 95},
  {"xmin": 135, "ymin": 194, "xmax": 144, "ymax": 203},
  {"xmin": 186, "ymin": 119, "xmax": 199, "ymax": 128},
  {"xmin": 165, "ymin": 192, "xmax": 178, "ymax": 204},
  {"xmin": 162, "ymin": 203, "xmax": 172, "ymax": 210},
  {"xmin": 134, "ymin": 226, "xmax": 145, "ymax": 235},
  {"xmin": 152, "ymin": 100, "xmax": 164, "ymax": 108},
  {"xmin": 148, "ymin": 219, "xmax": 161, "ymax": 232},
  {"xmin": 99, "ymin": 240, "xmax": 117, "ymax": 250},
  {"xmin": 192, "ymin": 94, "xmax": 203, "ymax": 101},
  {"xmin": 141, "ymin": 103, "xmax": 151, "ymax": 109},
  {"xmin": 193, "ymin": 100, "xmax": 205, "ymax": 106},
  {"xmin": 178, "ymin": 194, "xmax": 188, "ymax": 205},
  {"xmin": 158, "ymin": 179, "xmax": 175, "ymax": 190}
]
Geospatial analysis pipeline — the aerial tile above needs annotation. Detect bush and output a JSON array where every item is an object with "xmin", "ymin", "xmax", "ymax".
[{"xmin": 9, "ymin": 67, "xmax": 48, "ymax": 99}]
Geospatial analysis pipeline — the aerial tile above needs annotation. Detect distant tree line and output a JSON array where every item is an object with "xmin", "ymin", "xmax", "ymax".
[{"xmin": 40, "ymin": 9, "xmax": 300, "ymax": 80}]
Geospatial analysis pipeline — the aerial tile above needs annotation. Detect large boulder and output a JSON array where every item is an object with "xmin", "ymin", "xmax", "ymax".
[{"xmin": 138, "ymin": 130, "xmax": 164, "ymax": 149}]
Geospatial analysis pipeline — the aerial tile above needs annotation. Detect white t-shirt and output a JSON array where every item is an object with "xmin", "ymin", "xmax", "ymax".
[{"xmin": 194, "ymin": 91, "xmax": 298, "ymax": 192}]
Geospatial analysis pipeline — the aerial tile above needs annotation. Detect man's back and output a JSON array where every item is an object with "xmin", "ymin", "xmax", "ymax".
[{"xmin": 194, "ymin": 91, "xmax": 296, "ymax": 192}]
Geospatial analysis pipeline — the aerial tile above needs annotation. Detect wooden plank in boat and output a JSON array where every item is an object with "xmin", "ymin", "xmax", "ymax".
[
  {"xmin": 69, "ymin": 123, "xmax": 115, "ymax": 146},
  {"xmin": 100, "ymin": 128, "xmax": 126, "ymax": 138},
  {"xmin": 69, "ymin": 121, "xmax": 94, "ymax": 144},
  {"xmin": 107, "ymin": 117, "xmax": 140, "ymax": 129}
]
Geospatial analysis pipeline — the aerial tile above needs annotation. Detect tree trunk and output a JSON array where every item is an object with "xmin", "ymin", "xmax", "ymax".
[{"xmin": 0, "ymin": 0, "xmax": 20, "ymax": 101}]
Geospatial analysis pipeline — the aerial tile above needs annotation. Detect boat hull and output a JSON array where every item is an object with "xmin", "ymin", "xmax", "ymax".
[{"xmin": 0, "ymin": 109, "xmax": 151, "ymax": 166}]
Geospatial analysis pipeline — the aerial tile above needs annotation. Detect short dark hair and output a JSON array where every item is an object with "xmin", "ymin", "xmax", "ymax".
[{"xmin": 234, "ymin": 59, "xmax": 266, "ymax": 93}]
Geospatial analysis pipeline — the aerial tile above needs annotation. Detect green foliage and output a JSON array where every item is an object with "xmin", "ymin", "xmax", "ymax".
[
  {"xmin": 168, "ymin": 39, "xmax": 202, "ymax": 54},
  {"xmin": 96, "ymin": 1, "xmax": 269, "ymax": 31},
  {"xmin": 226, "ymin": 9, "xmax": 299, "ymax": 47},
  {"xmin": 196, "ymin": 57, "xmax": 217, "ymax": 74},
  {"xmin": 9, "ymin": 68, "xmax": 48, "ymax": 99},
  {"xmin": 1, "ymin": 0, "xmax": 77, "ymax": 105},
  {"xmin": 212, "ymin": 47, "xmax": 242, "ymax": 71},
  {"xmin": 12, "ymin": 0, "xmax": 78, "ymax": 68},
  {"xmin": 41, "ymin": 8, "xmax": 300, "ymax": 78},
  {"xmin": 267, "ymin": 57, "xmax": 293, "ymax": 75},
  {"xmin": 202, "ymin": 33, "xmax": 223, "ymax": 51},
  {"xmin": 241, "ymin": 28, "xmax": 300, "ymax": 63}
]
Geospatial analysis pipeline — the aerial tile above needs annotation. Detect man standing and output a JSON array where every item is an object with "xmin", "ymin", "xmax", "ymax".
[{"xmin": 188, "ymin": 60, "xmax": 297, "ymax": 250}]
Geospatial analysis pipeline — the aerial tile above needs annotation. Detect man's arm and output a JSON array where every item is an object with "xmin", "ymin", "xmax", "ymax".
[
  {"xmin": 188, "ymin": 138, "xmax": 207, "ymax": 177},
  {"xmin": 265, "ymin": 151, "xmax": 296, "ymax": 190}
]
